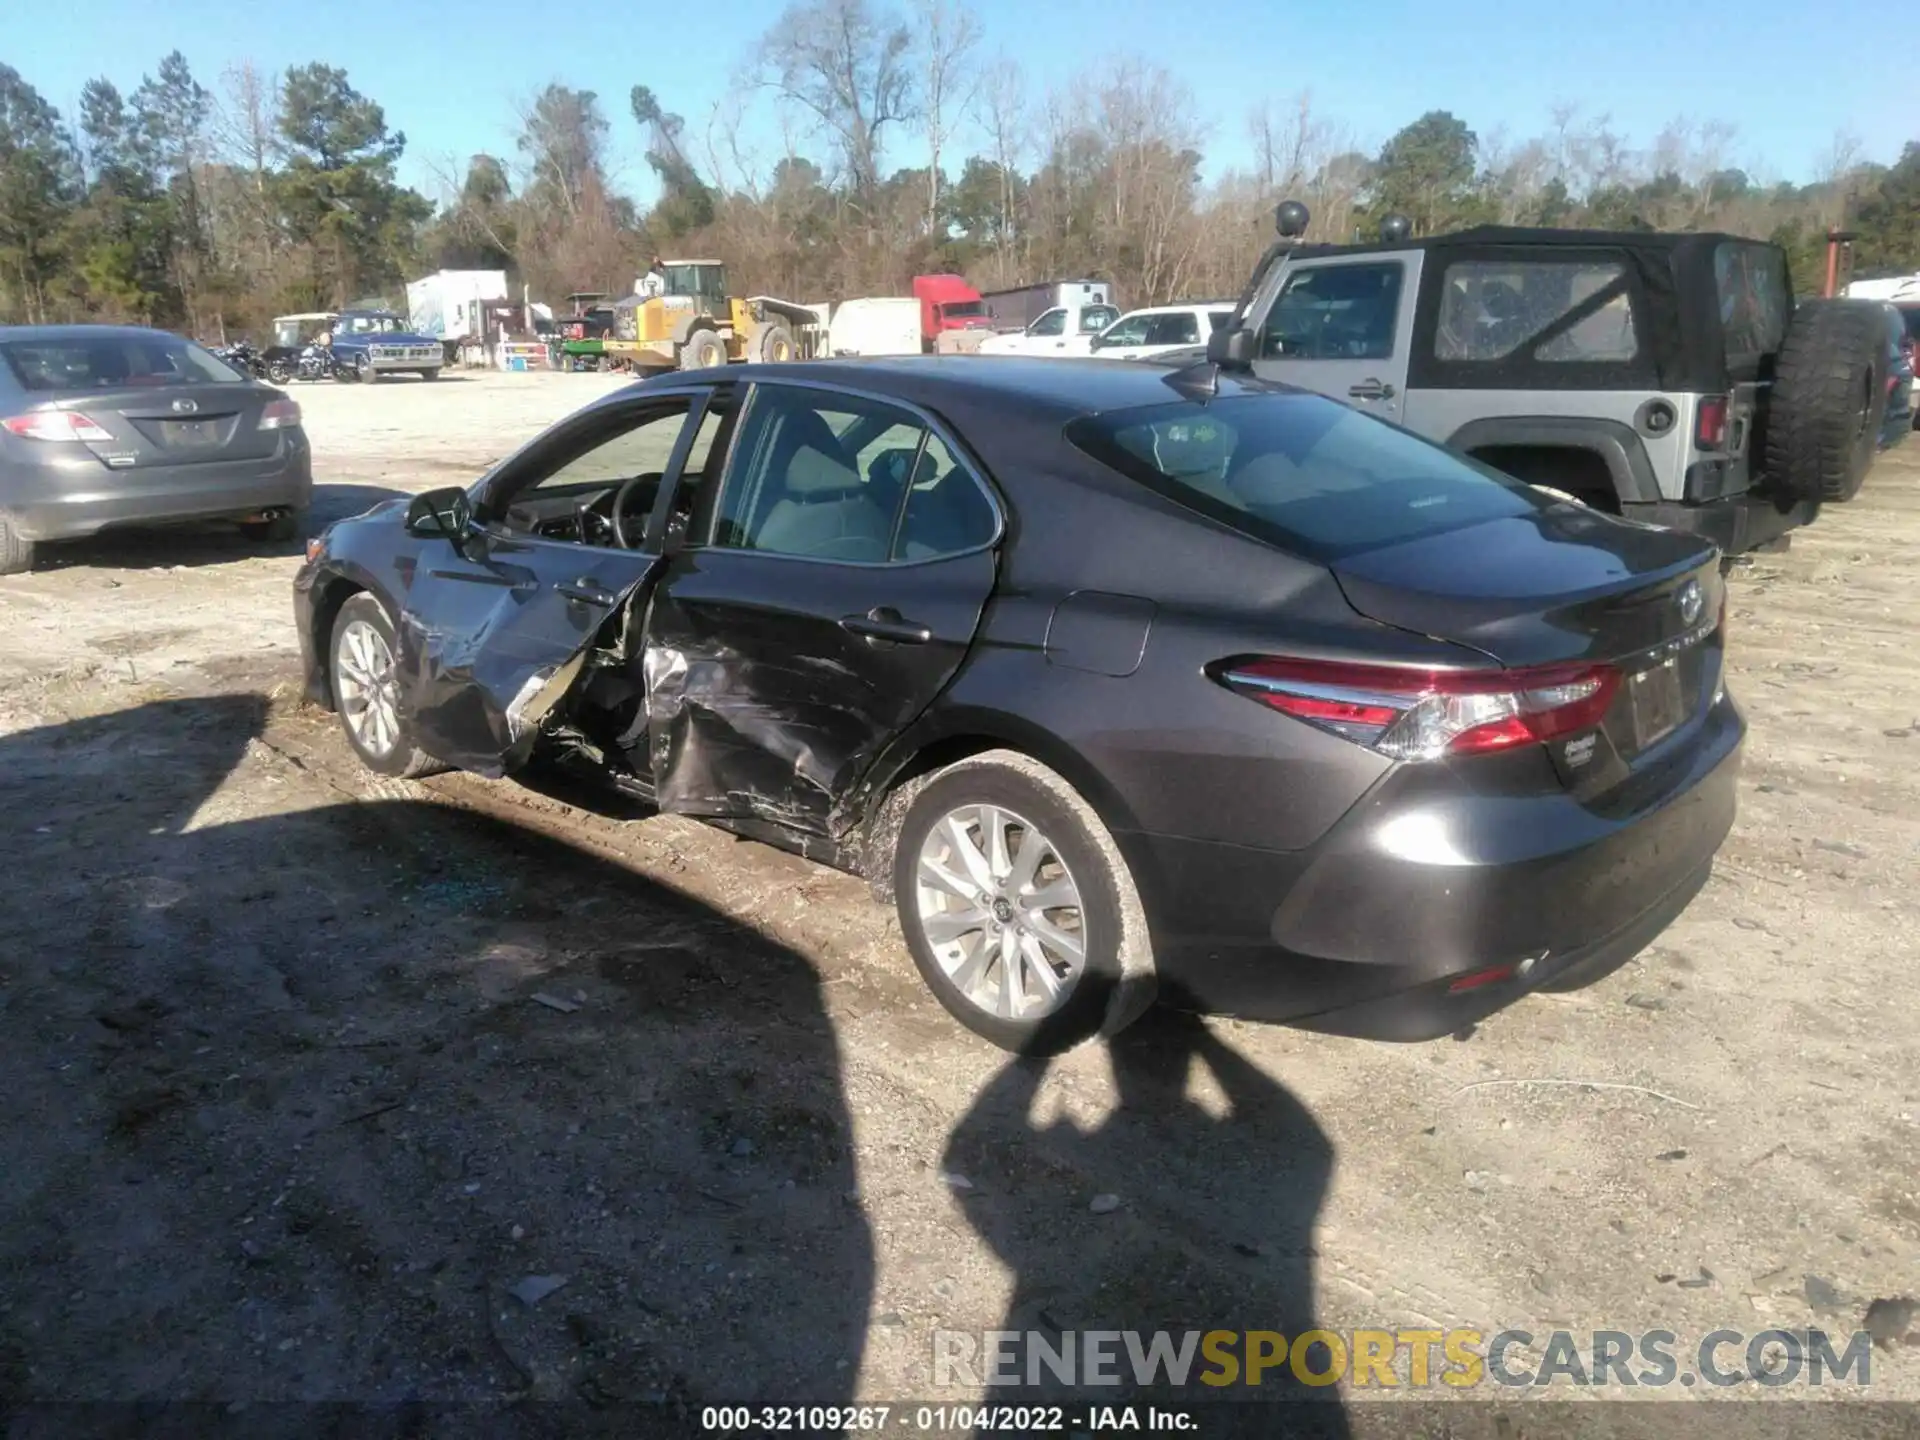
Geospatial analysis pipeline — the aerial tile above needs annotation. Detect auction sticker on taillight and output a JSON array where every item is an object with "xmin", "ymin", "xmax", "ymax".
[{"xmin": 1628, "ymin": 658, "xmax": 1686, "ymax": 750}]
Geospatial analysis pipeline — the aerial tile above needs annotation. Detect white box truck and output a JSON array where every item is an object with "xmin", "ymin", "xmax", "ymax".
[{"xmin": 406, "ymin": 270, "xmax": 510, "ymax": 358}]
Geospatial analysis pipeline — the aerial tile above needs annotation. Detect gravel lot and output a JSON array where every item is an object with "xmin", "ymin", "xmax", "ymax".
[{"xmin": 1, "ymin": 369, "xmax": 1916, "ymax": 1423}]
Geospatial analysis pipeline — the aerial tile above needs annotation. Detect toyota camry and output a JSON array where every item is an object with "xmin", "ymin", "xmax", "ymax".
[{"xmin": 294, "ymin": 356, "xmax": 1740, "ymax": 1053}]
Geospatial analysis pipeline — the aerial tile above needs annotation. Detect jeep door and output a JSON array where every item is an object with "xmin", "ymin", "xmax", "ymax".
[
  {"xmin": 642, "ymin": 379, "xmax": 1001, "ymax": 836},
  {"xmin": 1251, "ymin": 253, "xmax": 1421, "ymax": 424}
]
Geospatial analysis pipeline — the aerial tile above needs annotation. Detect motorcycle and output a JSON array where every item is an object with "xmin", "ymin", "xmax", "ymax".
[
  {"xmin": 212, "ymin": 342, "xmax": 271, "ymax": 381},
  {"xmin": 291, "ymin": 344, "xmax": 336, "ymax": 383}
]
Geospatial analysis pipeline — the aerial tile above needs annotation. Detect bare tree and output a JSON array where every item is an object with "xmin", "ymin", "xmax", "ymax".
[
  {"xmin": 915, "ymin": 0, "xmax": 981, "ymax": 240},
  {"xmin": 976, "ymin": 52, "xmax": 1026, "ymax": 283},
  {"xmin": 760, "ymin": 0, "xmax": 915, "ymax": 216}
]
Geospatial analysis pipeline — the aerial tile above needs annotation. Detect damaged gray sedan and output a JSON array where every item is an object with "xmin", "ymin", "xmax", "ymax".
[{"xmin": 296, "ymin": 357, "xmax": 1741, "ymax": 1054}]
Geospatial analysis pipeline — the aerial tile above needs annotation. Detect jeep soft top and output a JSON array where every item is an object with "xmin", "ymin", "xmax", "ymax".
[{"xmin": 1191, "ymin": 203, "xmax": 1892, "ymax": 558}]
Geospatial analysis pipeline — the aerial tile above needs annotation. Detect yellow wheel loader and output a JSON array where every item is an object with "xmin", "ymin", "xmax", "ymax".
[{"xmin": 602, "ymin": 260, "xmax": 816, "ymax": 373}]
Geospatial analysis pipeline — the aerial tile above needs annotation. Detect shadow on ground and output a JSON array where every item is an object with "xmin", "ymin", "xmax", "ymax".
[
  {"xmin": 0, "ymin": 690, "xmax": 1346, "ymax": 1438},
  {"xmin": 33, "ymin": 484, "xmax": 409, "ymax": 572},
  {"xmin": 0, "ymin": 693, "xmax": 869, "ymax": 1416}
]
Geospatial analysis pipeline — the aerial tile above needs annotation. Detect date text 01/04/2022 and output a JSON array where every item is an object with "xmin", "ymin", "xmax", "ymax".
[{"xmin": 697, "ymin": 1404, "xmax": 1200, "ymax": 1431}]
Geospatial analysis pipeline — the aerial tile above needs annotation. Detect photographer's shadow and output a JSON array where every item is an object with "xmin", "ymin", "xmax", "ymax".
[{"xmin": 945, "ymin": 1006, "xmax": 1348, "ymax": 1436}]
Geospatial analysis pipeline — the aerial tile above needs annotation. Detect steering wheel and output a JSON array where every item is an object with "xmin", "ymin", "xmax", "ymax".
[{"xmin": 610, "ymin": 471, "xmax": 662, "ymax": 550}]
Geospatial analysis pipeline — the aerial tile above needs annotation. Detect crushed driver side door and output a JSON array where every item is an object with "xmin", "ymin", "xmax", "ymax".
[{"xmin": 395, "ymin": 390, "xmax": 716, "ymax": 776}]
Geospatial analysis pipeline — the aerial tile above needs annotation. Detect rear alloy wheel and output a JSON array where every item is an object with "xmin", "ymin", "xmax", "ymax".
[
  {"xmin": 893, "ymin": 751, "xmax": 1155, "ymax": 1054},
  {"xmin": 0, "ymin": 515, "xmax": 35, "ymax": 576},
  {"xmin": 328, "ymin": 593, "xmax": 442, "ymax": 779}
]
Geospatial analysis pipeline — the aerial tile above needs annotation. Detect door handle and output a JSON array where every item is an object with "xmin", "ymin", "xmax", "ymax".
[
  {"xmin": 556, "ymin": 577, "xmax": 618, "ymax": 607},
  {"xmin": 1348, "ymin": 378, "xmax": 1397, "ymax": 401},
  {"xmin": 839, "ymin": 607, "xmax": 933, "ymax": 645}
]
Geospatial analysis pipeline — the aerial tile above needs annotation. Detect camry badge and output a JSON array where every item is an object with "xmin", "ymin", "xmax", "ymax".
[{"xmin": 1677, "ymin": 580, "xmax": 1703, "ymax": 627}]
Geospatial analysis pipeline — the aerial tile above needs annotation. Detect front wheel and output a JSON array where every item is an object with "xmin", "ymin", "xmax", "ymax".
[
  {"xmin": 892, "ymin": 751, "xmax": 1155, "ymax": 1054},
  {"xmin": 328, "ymin": 593, "xmax": 443, "ymax": 779},
  {"xmin": 267, "ymin": 360, "xmax": 291, "ymax": 384},
  {"xmin": 357, "ymin": 354, "xmax": 379, "ymax": 384}
]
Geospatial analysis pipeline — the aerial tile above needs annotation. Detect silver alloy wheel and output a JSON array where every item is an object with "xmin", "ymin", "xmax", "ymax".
[
  {"xmin": 335, "ymin": 618, "xmax": 402, "ymax": 758},
  {"xmin": 913, "ymin": 803, "xmax": 1087, "ymax": 1021}
]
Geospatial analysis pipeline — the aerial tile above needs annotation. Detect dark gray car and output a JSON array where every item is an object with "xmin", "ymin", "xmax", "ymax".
[
  {"xmin": 294, "ymin": 357, "xmax": 1743, "ymax": 1055},
  {"xmin": 0, "ymin": 325, "xmax": 313, "ymax": 574}
]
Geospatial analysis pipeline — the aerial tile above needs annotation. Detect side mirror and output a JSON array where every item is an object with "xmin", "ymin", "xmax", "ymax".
[
  {"xmin": 406, "ymin": 486, "xmax": 473, "ymax": 546},
  {"xmin": 1206, "ymin": 327, "xmax": 1258, "ymax": 368}
]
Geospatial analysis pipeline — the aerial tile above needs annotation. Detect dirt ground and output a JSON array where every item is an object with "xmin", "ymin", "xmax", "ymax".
[{"xmin": 1, "ymin": 369, "xmax": 1916, "ymax": 1425}]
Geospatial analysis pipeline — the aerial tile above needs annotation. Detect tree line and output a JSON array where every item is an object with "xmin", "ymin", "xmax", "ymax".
[{"xmin": 3, "ymin": 0, "xmax": 1917, "ymax": 338}]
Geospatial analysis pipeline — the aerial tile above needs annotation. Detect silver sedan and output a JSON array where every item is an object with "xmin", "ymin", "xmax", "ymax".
[{"xmin": 0, "ymin": 324, "xmax": 313, "ymax": 574}]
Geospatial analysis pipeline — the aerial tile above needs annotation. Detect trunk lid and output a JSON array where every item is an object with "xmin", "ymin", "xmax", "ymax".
[
  {"xmin": 1330, "ymin": 505, "xmax": 1717, "ymax": 668},
  {"xmin": 59, "ymin": 384, "xmax": 280, "ymax": 470},
  {"xmin": 1331, "ymin": 505, "xmax": 1725, "ymax": 777}
]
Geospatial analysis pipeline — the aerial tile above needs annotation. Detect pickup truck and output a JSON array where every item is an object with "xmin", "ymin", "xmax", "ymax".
[
  {"xmin": 328, "ymin": 310, "xmax": 446, "ymax": 383},
  {"xmin": 976, "ymin": 300, "xmax": 1121, "ymax": 357}
]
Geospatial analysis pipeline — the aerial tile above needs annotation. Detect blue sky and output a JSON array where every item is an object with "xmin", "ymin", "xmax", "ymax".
[{"xmin": 3, "ymin": 0, "xmax": 1908, "ymax": 204}]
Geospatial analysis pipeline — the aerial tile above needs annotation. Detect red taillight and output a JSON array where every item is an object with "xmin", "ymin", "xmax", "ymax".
[
  {"xmin": 1218, "ymin": 656, "xmax": 1621, "ymax": 762},
  {"xmin": 1695, "ymin": 396, "xmax": 1728, "ymax": 450},
  {"xmin": 259, "ymin": 397, "xmax": 301, "ymax": 431},
  {"xmin": 3, "ymin": 410, "xmax": 113, "ymax": 442}
]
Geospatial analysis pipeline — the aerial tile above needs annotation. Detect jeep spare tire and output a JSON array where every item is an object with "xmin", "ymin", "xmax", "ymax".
[{"xmin": 1765, "ymin": 299, "xmax": 1889, "ymax": 504}]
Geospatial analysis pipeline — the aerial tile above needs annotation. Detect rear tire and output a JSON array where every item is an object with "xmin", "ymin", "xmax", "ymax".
[
  {"xmin": 891, "ymin": 750, "xmax": 1156, "ymax": 1054},
  {"xmin": 1765, "ymin": 299, "xmax": 1888, "ymax": 504},
  {"xmin": 327, "ymin": 593, "xmax": 444, "ymax": 780},
  {"xmin": 0, "ymin": 516, "xmax": 35, "ymax": 576},
  {"xmin": 747, "ymin": 319, "xmax": 796, "ymax": 364}
]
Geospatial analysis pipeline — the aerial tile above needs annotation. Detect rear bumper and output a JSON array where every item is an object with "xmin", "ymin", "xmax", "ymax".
[
  {"xmin": 4, "ymin": 433, "xmax": 313, "ymax": 542},
  {"xmin": 1627, "ymin": 491, "xmax": 1815, "ymax": 556},
  {"xmin": 1130, "ymin": 695, "xmax": 1743, "ymax": 1041}
]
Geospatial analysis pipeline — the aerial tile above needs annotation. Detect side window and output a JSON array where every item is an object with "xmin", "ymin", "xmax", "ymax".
[
  {"xmin": 1147, "ymin": 313, "xmax": 1199, "ymax": 346},
  {"xmin": 713, "ymin": 388, "xmax": 917, "ymax": 562},
  {"xmin": 893, "ymin": 432, "xmax": 997, "ymax": 561},
  {"xmin": 518, "ymin": 401, "xmax": 700, "ymax": 499},
  {"xmin": 1261, "ymin": 263, "xmax": 1404, "ymax": 360},
  {"xmin": 1079, "ymin": 305, "xmax": 1119, "ymax": 334},
  {"xmin": 1029, "ymin": 309, "xmax": 1067, "ymax": 337},
  {"xmin": 1100, "ymin": 315, "xmax": 1151, "ymax": 347},
  {"xmin": 1435, "ymin": 261, "xmax": 1638, "ymax": 363}
]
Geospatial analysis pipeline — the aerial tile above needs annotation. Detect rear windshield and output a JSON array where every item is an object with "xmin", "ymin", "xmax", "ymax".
[
  {"xmin": 1066, "ymin": 392, "xmax": 1549, "ymax": 563},
  {"xmin": 0, "ymin": 334, "xmax": 242, "ymax": 391},
  {"xmin": 1714, "ymin": 242, "xmax": 1791, "ymax": 367}
]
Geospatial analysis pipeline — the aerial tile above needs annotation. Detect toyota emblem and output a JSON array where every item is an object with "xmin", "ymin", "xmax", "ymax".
[
  {"xmin": 1677, "ymin": 579, "xmax": 1703, "ymax": 627},
  {"xmin": 170, "ymin": 398, "xmax": 198, "ymax": 415}
]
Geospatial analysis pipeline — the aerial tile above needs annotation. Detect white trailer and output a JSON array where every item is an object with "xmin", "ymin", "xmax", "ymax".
[
  {"xmin": 406, "ymin": 270, "xmax": 510, "ymax": 353},
  {"xmin": 826, "ymin": 297, "xmax": 923, "ymax": 357}
]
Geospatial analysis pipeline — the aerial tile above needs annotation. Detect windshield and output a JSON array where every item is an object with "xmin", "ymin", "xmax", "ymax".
[
  {"xmin": 1, "ymin": 333, "xmax": 245, "ymax": 391},
  {"xmin": 1066, "ymin": 393, "xmax": 1550, "ymax": 563},
  {"xmin": 942, "ymin": 300, "xmax": 985, "ymax": 318},
  {"xmin": 343, "ymin": 315, "xmax": 404, "ymax": 334}
]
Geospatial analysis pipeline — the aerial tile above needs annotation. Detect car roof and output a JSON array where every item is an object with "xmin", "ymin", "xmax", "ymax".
[
  {"xmin": 1285, "ymin": 225, "xmax": 1773, "ymax": 263},
  {"xmin": 1118, "ymin": 302, "xmax": 1235, "ymax": 316},
  {"xmin": 646, "ymin": 354, "xmax": 1278, "ymax": 417},
  {"xmin": 0, "ymin": 323, "xmax": 197, "ymax": 343}
]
